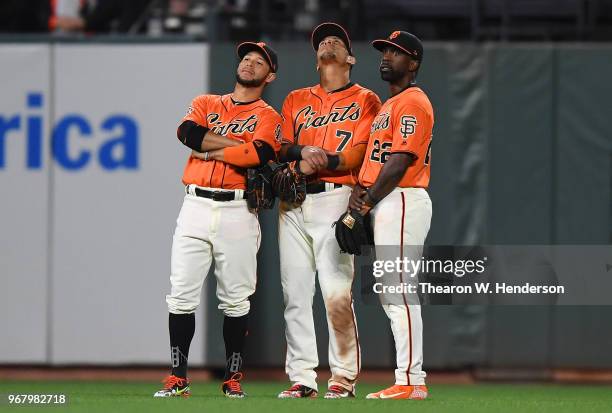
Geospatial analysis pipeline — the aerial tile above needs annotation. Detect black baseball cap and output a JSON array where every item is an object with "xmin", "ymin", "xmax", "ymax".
[
  {"xmin": 311, "ymin": 22, "xmax": 353, "ymax": 56},
  {"xmin": 237, "ymin": 41, "xmax": 278, "ymax": 72},
  {"xmin": 372, "ymin": 31, "xmax": 423, "ymax": 62}
]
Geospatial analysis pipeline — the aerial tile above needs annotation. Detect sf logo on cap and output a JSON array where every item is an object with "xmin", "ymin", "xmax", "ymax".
[
  {"xmin": 389, "ymin": 31, "xmax": 400, "ymax": 39},
  {"xmin": 257, "ymin": 42, "xmax": 266, "ymax": 47}
]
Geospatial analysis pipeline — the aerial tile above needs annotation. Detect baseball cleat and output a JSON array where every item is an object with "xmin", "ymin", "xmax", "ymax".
[
  {"xmin": 222, "ymin": 372, "xmax": 246, "ymax": 398},
  {"xmin": 277, "ymin": 383, "xmax": 318, "ymax": 398},
  {"xmin": 366, "ymin": 384, "xmax": 428, "ymax": 400},
  {"xmin": 324, "ymin": 384, "xmax": 355, "ymax": 399},
  {"xmin": 153, "ymin": 375, "xmax": 191, "ymax": 397}
]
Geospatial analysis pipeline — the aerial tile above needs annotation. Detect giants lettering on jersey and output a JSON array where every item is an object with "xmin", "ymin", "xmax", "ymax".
[
  {"xmin": 370, "ymin": 112, "xmax": 390, "ymax": 134},
  {"xmin": 295, "ymin": 103, "xmax": 361, "ymax": 138},
  {"xmin": 207, "ymin": 113, "xmax": 258, "ymax": 136}
]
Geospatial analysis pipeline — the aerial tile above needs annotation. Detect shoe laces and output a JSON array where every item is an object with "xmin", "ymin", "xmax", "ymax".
[
  {"xmin": 223, "ymin": 372, "xmax": 243, "ymax": 392},
  {"xmin": 162, "ymin": 375, "xmax": 187, "ymax": 389},
  {"xmin": 288, "ymin": 384, "xmax": 302, "ymax": 392},
  {"xmin": 328, "ymin": 385, "xmax": 345, "ymax": 394}
]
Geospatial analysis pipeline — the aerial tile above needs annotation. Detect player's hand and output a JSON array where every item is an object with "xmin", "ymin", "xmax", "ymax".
[
  {"xmin": 349, "ymin": 185, "xmax": 367, "ymax": 212},
  {"xmin": 301, "ymin": 146, "xmax": 328, "ymax": 171},
  {"xmin": 191, "ymin": 150, "xmax": 218, "ymax": 161},
  {"xmin": 191, "ymin": 150, "xmax": 206, "ymax": 160},
  {"xmin": 298, "ymin": 160, "xmax": 316, "ymax": 175}
]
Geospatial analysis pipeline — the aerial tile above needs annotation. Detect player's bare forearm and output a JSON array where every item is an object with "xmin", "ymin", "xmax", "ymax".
[
  {"xmin": 368, "ymin": 153, "xmax": 415, "ymax": 200},
  {"xmin": 178, "ymin": 120, "xmax": 241, "ymax": 152},
  {"xmin": 354, "ymin": 153, "xmax": 415, "ymax": 214},
  {"xmin": 190, "ymin": 148, "xmax": 225, "ymax": 162},
  {"xmin": 208, "ymin": 149, "xmax": 225, "ymax": 161},
  {"xmin": 200, "ymin": 131, "xmax": 242, "ymax": 151},
  {"xmin": 193, "ymin": 140, "xmax": 275, "ymax": 169}
]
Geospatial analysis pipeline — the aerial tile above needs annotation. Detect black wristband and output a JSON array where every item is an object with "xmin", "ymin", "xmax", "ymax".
[
  {"xmin": 327, "ymin": 154, "xmax": 340, "ymax": 170},
  {"xmin": 285, "ymin": 145, "xmax": 304, "ymax": 161},
  {"xmin": 177, "ymin": 120, "xmax": 209, "ymax": 152},
  {"xmin": 253, "ymin": 140, "xmax": 276, "ymax": 164}
]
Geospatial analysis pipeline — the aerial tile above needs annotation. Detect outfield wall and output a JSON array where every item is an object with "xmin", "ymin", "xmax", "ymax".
[
  {"xmin": 0, "ymin": 43, "xmax": 208, "ymax": 365},
  {"xmin": 1, "ymin": 41, "xmax": 611, "ymax": 369},
  {"xmin": 205, "ymin": 42, "xmax": 612, "ymax": 370}
]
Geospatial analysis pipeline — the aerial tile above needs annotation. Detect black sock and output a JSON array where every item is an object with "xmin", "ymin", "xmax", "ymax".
[
  {"xmin": 169, "ymin": 312, "xmax": 195, "ymax": 379},
  {"xmin": 223, "ymin": 314, "xmax": 248, "ymax": 379}
]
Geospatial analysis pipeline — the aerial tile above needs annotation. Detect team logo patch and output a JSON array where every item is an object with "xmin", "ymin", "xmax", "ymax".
[
  {"xmin": 389, "ymin": 31, "xmax": 400, "ymax": 39},
  {"xmin": 186, "ymin": 106, "xmax": 194, "ymax": 116},
  {"xmin": 400, "ymin": 115, "xmax": 417, "ymax": 139}
]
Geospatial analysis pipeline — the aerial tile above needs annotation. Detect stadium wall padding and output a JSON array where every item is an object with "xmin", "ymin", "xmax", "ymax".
[
  {"xmin": 0, "ymin": 43, "xmax": 209, "ymax": 365},
  {"xmin": 206, "ymin": 42, "xmax": 612, "ymax": 370},
  {"xmin": 1, "ymin": 41, "xmax": 611, "ymax": 369}
]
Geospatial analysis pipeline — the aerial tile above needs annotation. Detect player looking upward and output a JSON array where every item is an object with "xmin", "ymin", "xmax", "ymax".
[
  {"xmin": 275, "ymin": 22, "xmax": 381, "ymax": 399},
  {"xmin": 154, "ymin": 41, "xmax": 281, "ymax": 399}
]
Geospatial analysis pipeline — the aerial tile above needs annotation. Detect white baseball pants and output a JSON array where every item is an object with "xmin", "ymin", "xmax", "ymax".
[
  {"xmin": 279, "ymin": 186, "xmax": 360, "ymax": 392},
  {"xmin": 371, "ymin": 187, "xmax": 432, "ymax": 386},
  {"xmin": 166, "ymin": 189, "xmax": 260, "ymax": 317}
]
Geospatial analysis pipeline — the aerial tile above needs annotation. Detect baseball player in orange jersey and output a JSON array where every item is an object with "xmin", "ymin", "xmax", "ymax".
[
  {"xmin": 154, "ymin": 42, "xmax": 281, "ymax": 399},
  {"xmin": 350, "ymin": 31, "xmax": 433, "ymax": 400},
  {"xmin": 276, "ymin": 23, "xmax": 381, "ymax": 399}
]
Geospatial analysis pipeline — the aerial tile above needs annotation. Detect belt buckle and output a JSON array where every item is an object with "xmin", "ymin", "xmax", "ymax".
[{"xmin": 211, "ymin": 191, "xmax": 225, "ymax": 201}]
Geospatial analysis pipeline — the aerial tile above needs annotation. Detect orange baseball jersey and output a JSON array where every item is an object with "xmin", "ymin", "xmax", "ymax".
[
  {"xmin": 180, "ymin": 94, "xmax": 281, "ymax": 189},
  {"xmin": 281, "ymin": 83, "xmax": 381, "ymax": 185},
  {"xmin": 359, "ymin": 86, "xmax": 434, "ymax": 188}
]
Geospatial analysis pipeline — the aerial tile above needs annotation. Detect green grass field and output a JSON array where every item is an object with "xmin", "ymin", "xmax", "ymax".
[{"xmin": 1, "ymin": 381, "xmax": 612, "ymax": 413}]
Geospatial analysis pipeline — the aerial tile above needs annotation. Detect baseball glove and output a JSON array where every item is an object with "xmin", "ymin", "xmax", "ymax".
[
  {"xmin": 271, "ymin": 162, "xmax": 307, "ymax": 206},
  {"xmin": 246, "ymin": 161, "xmax": 285, "ymax": 212},
  {"xmin": 334, "ymin": 209, "xmax": 374, "ymax": 255}
]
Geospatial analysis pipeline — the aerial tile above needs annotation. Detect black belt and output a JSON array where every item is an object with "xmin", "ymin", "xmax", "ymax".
[
  {"xmin": 305, "ymin": 182, "xmax": 343, "ymax": 194},
  {"xmin": 188, "ymin": 186, "xmax": 246, "ymax": 202}
]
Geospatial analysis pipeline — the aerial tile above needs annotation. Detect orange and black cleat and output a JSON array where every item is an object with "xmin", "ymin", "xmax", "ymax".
[
  {"xmin": 153, "ymin": 375, "xmax": 191, "ymax": 397},
  {"xmin": 222, "ymin": 372, "xmax": 246, "ymax": 398}
]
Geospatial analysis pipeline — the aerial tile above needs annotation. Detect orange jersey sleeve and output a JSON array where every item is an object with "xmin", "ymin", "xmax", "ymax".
[
  {"xmin": 390, "ymin": 101, "xmax": 432, "ymax": 158},
  {"xmin": 182, "ymin": 95, "xmax": 210, "ymax": 126}
]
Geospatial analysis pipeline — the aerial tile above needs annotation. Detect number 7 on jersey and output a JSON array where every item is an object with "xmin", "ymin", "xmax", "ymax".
[{"xmin": 335, "ymin": 130, "xmax": 352, "ymax": 151}]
